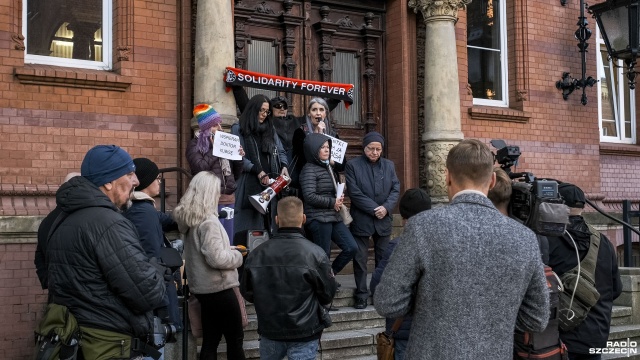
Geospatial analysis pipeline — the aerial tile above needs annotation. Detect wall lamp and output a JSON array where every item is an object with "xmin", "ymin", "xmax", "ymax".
[
  {"xmin": 556, "ymin": 0, "xmax": 597, "ymax": 105},
  {"xmin": 589, "ymin": 0, "xmax": 639, "ymax": 90}
]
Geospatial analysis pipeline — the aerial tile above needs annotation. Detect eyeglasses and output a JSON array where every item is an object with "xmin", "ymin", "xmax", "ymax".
[
  {"xmin": 365, "ymin": 146, "xmax": 383, "ymax": 153},
  {"xmin": 259, "ymin": 109, "xmax": 271, "ymax": 116},
  {"xmin": 273, "ymin": 104, "xmax": 287, "ymax": 110},
  {"xmin": 156, "ymin": 175, "xmax": 162, "ymax": 182}
]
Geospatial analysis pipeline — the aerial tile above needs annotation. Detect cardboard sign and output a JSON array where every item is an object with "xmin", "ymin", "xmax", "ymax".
[
  {"xmin": 327, "ymin": 135, "xmax": 347, "ymax": 164},
  {"xmin": 212, "ymin": 131, "xmax": 242, "ymax": 160}
]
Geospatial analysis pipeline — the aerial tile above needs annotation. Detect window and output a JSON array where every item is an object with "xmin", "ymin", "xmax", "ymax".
[
  {"xmin": 332, "ymin": 51, "xmax": 361, "ymax": 126},
  {"xmin": 247, "ymin": 40, "xmax": 278, "ymax": 100},
  {"xmin": 467, "ymin": 0, "xmax": 508, "ymax": 106},
  {"xmin": 23, "ymin": 0, "xmax": 112, "ymax": 70},
  {"xmin": 597, "ymin": 31, "xmax": 636, "ymax": 143}
]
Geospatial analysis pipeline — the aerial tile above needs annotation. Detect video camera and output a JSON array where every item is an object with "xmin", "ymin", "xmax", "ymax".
[{"xmin": 490, "ymin": 140, "xmax": 569, "ymax": 237}]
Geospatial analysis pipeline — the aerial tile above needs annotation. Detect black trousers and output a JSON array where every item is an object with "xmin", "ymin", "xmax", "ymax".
[
  {"xmin": 352, "ymin": 232, "xmax": 390, "ymax": 300},
  {"xmin": 195, "ymin": 288, "xmax": 246, "ymax": 360}
]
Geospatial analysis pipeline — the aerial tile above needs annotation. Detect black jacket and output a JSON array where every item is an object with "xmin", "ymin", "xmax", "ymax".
[
  {"xmin": 240, "ymin": 228, "xmax": 337, "ymax": 341},
  {"xmin": 35, "ymin": 206, "xmax": 63, "ymax": 290},
  {"xmin": 548, "ymin": 216, "xmax": 623, "ymax": 354},
  {"xmin": 47, "ymin": 176, "xmax": 166, "ymax": 338},
  {"xmin": 124, "ymin": 196, "xmax": 181, "ymax": 330},
  {"xmin": 300, "ymin": 133, "xmax": 342, "ymax": 223}
]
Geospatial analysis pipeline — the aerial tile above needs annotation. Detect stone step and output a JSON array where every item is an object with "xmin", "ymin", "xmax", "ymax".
[
  {"xmin": 612, "ymin": 305, "xmax": 634, "ymax": 326},
  {"xmin": 215, "ymin": 327, "xmax": 384, "ymax": 360},
  {"xmin": 609, "ymin": 324, "xmax": 640, "ymax": 344},
  {"xmin": 240, "ymin": 305, "xmax": 384, "ymax": 341}
]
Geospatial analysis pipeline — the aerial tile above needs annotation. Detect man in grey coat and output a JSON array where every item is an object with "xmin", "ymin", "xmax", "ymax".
[{"xmin": 374, "ymin": 139, "xmax": 549, "ymax": 360}]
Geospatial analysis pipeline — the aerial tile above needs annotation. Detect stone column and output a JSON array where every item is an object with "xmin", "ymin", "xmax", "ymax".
[
  {"xmin": 193, "ymin": 0, "xmax": 237, "ymax": 130},
  {"xmin": 408, "ymin": 0, "xmax": 470, "ymax": 204}
]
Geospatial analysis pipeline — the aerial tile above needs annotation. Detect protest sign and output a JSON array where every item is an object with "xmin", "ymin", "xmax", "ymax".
[
  {"xmin": 326, "ymin": 135, "xmax": 347, "ymax": 164},
  {"xmin": 213, "ymin": 131, "xmax": 242, "ymax": 160}
]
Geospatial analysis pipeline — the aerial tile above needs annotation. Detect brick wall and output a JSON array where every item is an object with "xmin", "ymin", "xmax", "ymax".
[
  {"xmin": 0, "ymin": 242, "xmax": 47, "ymax": 359},
  {"xmin": 0, "ymin": 0, "xmax": 192, "ymax": 358}
]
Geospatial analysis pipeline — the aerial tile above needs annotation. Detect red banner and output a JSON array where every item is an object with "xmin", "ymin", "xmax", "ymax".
[{"xmin": 224, "ymin": 67, "xmax": 354, "ymax": 106}]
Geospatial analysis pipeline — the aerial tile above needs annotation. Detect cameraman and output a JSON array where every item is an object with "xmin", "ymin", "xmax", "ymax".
[
  {"xmin": 488, "ymin": 168, "xmax": 549, "ymax": 263},
  {"xmin": 547, "ymin": 184, "xmax": 622, "ymax": 360}
]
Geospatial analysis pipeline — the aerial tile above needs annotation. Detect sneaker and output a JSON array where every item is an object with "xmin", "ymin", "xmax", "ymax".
[{"xmin": 353, "ymin": 298, "xmax": 368, "ymax": 309}]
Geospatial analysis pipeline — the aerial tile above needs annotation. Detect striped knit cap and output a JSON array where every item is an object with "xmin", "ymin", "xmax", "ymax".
[{"xmin": 193, "ymin": 104, "xmax": 222, "ymax": 132}]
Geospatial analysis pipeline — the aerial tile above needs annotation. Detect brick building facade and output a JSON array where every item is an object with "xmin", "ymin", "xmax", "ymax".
[{"xmin": 0, "ymin": 0, "xmax": 638, "ymax": 358}]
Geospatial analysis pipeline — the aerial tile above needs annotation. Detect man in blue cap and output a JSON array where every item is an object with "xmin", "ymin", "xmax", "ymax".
[{"xmin": 45, "ymin": 145, "xmax": 167, "ymax": 359}]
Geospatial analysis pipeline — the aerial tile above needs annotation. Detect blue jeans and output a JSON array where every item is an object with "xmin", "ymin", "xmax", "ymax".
[
  {"xmin": 394, "ymin": 339, "xmax": 407, "ymax": 360},
  {"xmin": 259, "ymin": 337, "xmax": 318, "ymax": 360},
  {"xmin": 307, "ymin": 220, "xmax": 357, "ymax": 274}
]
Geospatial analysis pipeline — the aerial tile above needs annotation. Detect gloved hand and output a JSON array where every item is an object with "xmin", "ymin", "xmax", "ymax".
[
  {"xmin": 149, "ymin": 257, "xmax": 174, "ymax": 282},
  {"xmin": 233, "ymin": 245, "xmax": 248, "ymax": 257}
]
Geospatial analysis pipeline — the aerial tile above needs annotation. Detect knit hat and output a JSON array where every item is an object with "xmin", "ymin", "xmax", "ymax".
[
  {"xmin": 81, "ymin": 145, "xmax": 136, "ymax": 187},
  {"xmin": 133, "ymin": 158, "xmax": 159, "ymax": 191},
  {"xmin": 193, "ymin": 104, "xmax": 222, "ymax": 132},
  {"xmin": 399, "ymin": 188, "xmax": 432, "ymax": 219},
  {"xmin": 363, "ymin": 131, "xmax": 385, "ymax": 148},
  {"xmin": 558, "ymin": 183, "xmax": 586, "ymax": 209}
]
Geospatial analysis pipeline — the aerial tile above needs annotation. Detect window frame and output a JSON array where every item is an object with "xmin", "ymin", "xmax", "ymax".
[
  {"xmin": 467, "ymin": 0, "xmax": 509, "ymax": 107},
  {"xmin": 597, "ymin": 29, "xmax": 636, "ymax": 144},
  {"xmin": 22, "ymin": 0, "xmax": 112, "ymax": 70}
]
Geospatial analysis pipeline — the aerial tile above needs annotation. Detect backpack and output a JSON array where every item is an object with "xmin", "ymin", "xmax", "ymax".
[
  {"xmin": 557, "ymin": 225, "xmax": 601, "ymax": 332},
  {"xmin": 33, "ymin": 303, "xmax": 80, "ymax": 360},
  {"xmin": 514, "ymin": 266, "xmax": 568, "ymax": 360}
]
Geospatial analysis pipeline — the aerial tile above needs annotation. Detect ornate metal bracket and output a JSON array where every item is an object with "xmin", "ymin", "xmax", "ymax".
[{"xmin": 556, "ymin": 0, "xmax": 597, "ymax": 105}]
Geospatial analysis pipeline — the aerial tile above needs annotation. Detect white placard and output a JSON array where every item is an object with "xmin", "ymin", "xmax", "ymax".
[
  {"xmin": 326, "ymin": 135, "xmax": 347, "ymax": 164},
  {"xmin": 336, "ymin": 183, "xmax": 345, "ymax": 199},
  {"xmin": 212, "ymin": 131, "xmax": 242, "ymax": 160}
]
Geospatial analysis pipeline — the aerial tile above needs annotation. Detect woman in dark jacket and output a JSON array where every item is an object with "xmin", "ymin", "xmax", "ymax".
[
  {"xmin": 231, "ymin": 94, "xmax": 289, "ymax": 236},
  {"xmin": 186, "ymin": 104, "xmax": 244, "ymax": 243},
  {"xmin": 300, "ymin": 133, "xmax": 356, "ymax": 279}
]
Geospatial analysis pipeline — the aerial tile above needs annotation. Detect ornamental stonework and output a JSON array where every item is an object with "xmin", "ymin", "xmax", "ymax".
[{"xmin": 408, "ymin": 0, "xmax": 471, "ymax": 21}]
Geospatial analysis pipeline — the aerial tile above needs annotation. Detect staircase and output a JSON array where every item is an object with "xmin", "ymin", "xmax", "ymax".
[
  {"xmin": 215, "ymin": 274, "xmax": 385, "ymax": 360},
  {"xmin": 198, "ymin": 268, "xmax": 640, "ymax": 360}
]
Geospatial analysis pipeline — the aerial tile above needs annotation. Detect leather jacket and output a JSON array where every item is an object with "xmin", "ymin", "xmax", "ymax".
[{"xmin": 240, "ymin": 228, "xmax": 337, "ymax": 340}]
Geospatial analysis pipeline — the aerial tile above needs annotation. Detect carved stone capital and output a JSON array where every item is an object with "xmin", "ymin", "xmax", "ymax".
[
  {"xmin": 408, "ymin": 0, "xmax": 471, "ymax": 22},
  {"xmin": 424, "ymin": 140, "xmax": 459, "ymax": 202}
]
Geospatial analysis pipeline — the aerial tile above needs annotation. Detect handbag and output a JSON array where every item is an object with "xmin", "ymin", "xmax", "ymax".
[
  {"xmin": 339, "ymin": 204, "xmax": 353, "ymax": 226},
  {"xmin": 327, "ymin": 164, "xmax": 352, "ymax": 226},
  {"xmin": 233, "ymin": 287, "xmax": 249, "ymax": 328},
  {"xmin": 376, "ymin": 318, "xmax": 403, "ymax": 360},
  {"xmin": 187, "ymin": 296, "xmax": 202, "ymax": 338}
]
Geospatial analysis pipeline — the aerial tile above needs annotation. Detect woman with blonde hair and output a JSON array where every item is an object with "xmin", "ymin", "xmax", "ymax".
[{"xmin": 173, "ymin": 172, "xmax": 245, "ymax": 360}]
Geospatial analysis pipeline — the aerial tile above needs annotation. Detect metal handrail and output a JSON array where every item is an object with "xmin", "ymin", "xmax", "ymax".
[
  {"xmin": 586, "ymin": 198, "xmax": 640, "ymax": 267},
  {"xmin": 157, "ymin": 167, "xmax": 193, "ymax": 213}
]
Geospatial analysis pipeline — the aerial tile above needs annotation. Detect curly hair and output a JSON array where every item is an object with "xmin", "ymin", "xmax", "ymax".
[{"xmin": 173, "ymin": 171, "xmax": 221, "ymax": 229}]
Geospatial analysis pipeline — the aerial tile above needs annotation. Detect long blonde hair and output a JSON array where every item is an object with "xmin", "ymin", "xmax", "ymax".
[{"xmin": 173, "ymin": 172, "xmax": 221, "ymax": 229}]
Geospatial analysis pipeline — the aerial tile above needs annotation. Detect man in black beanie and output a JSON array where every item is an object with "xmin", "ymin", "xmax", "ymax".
[
  {"xmin": 124, "ymin": 158, "xmax": 181, "ymax": 359},
  {"xmin": 370, "ymin": 188, "xmax": 431, "ymax": 359},
  {"xmin": 345, "ymin": 131, "xmax": 401, "ymax": 309},
  {"xmin": 548, "ymin": 183, "xmax": 622, "ymax": 360}
]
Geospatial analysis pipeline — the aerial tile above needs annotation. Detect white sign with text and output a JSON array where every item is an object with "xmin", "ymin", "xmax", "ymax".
[
  {"xmin": 213, "ymin": 131, "xmax": 242, "ymax": 160},
  {"xmin": 326, "ymin": 135, "xmax": 347, "ymax": 164}
]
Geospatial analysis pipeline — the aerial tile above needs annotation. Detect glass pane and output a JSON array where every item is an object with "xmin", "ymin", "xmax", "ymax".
[
  {"xmin": 27, "ymin": 1, "xmax": 103, "ymax": 61},
  {"xmin": 247, "ymin": 40, "xmax": 277, "ymax": 99},
  {"xmin": 600, "ymin": 49, "xmax": 618, "ymax": 137},
  {"xmin": 598, "ymin": 6, "xmax": 630, "ymax": 54},
  {"xmin": 623, "ymin": 79, "xmax": 632, "ymax": 139},
  {"xmin": 467, "ymin": 47, "xmax": 503, "ymax": 101},
  {"xmin": 332, "ymin": 52, "xmax": 361, "ymax": 126},
  {"xmin": 467, "ymin": 0, "xmax": 500, "ymax": 50}
]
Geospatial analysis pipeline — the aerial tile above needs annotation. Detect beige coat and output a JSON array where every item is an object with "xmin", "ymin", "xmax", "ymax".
[{"xmin": 183, "ymin": 218, "xmax": 243, "ymax": 294}]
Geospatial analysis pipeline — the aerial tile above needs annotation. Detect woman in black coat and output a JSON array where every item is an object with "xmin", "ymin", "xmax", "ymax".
[
  {"xmin": 300, "ymin": 133, "xmax": 356, "ymax": 278},
  {"xmin": 231, "ymin": 94, "xmax": 289, "ymax": 236}
]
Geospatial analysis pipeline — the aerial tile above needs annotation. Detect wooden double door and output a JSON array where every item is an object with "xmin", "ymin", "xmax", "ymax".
[{"xmin": 233, "ymin": 0, "xmax": 387, "ymax": 157}]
